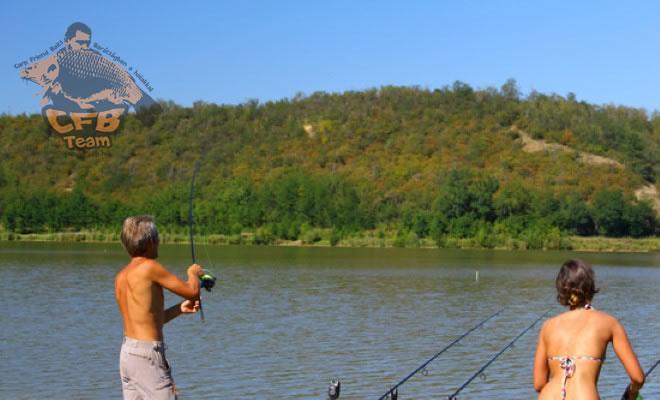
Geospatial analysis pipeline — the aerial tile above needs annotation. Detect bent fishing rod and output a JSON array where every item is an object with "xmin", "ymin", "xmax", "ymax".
[
  {"xmin": 188, "ymin": 155, "xmax": 217, "ymax": 323},
  {"xmin": 620, "ymin": 359, "xmax": 660, "ymax": 400},
  {"xmin": 447, "ymin": 311, "xmax": 549, "ymax": 400},
  {"xmin": 377, "ymin": 308, "xmax": 505, "ymax": 400}
]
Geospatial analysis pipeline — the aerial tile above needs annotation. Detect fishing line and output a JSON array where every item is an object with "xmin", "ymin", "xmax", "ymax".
[
  {"xmin": 202, "ymin": 242, "xmax": 215, "ymax": 271},
  {"xmin": 620, "ymin": 359, "xmax": 660, "ymax": 400},
  {"xmin": 447, "ymin": 311, "xmax": 549, "ymax": 400},
  {"xmin": 188, "ymin": 151, "xmax": 218, "ymax": 324},
  {"xmin": 377, "ymin": 308, "xmax": 505, "ymax": 400}
]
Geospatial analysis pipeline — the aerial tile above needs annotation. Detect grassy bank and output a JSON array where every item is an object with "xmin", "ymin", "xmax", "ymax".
[
  {"xmin": 0, "ymin": 229, "xmax": 658, "ymax": 252},
  {"xmin": 566, "ymin": 236, "xmax": 660, "ymax": 252}
]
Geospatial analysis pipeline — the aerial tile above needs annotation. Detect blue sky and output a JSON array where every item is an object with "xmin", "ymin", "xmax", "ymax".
[{"xmin": 3, "ymin": 0, "xmax": 660, "ymax": 115}]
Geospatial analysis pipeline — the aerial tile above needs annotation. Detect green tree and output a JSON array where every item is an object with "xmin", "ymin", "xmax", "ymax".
[
  {"xmin": 60, "ymin": 188, "xmax": 97, "ymax": 231},
  {"xmin": 2, "ymin": 192, "xmax": 24, "ymax": 232},
  {"xmin": 98, "ymin": 198, "xmax": 131, "ymax": 228},
  {"xmin": 557, "ymin": 192, "xmax": 594, "ymax": 236},
  {"xmin": 500, "ymin": 78, "xmax": 521, "ymax": 101},
  {"xmin": 434, "ymin": 169, "xmax": 475, "ymax": 219},
  {"xmin": 428, "ymin": 212, "xmax": 448, "ymax": 240},
  {"xmin": 624, "ymin": 201, "xmax": 656, "ymax": 238},
  {"xmin": 412, "ymin": 212, "xmax": 429, "ymax": 238},
  {"xmin": 591, "ymin": 188, "xmax": 627, "ymax": 237},
  {"xmin": 494, "ymin": 182, "xmax": 531, "ymax": 218},
  {"xmin": 470, "ymin": 176, "xmax": 499, "ymax": 221}
]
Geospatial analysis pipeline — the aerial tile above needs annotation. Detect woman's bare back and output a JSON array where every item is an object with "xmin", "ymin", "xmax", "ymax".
[
  {"xmin": 534, "ymin": 307, "xmax": 644, "ymax": 400},
  {"xmin": 538, "ymin": 308, "xmax": 612, "ymax": 399},
  {"xmin": 534, "ymin": 260, "xmax": 644, "ymax": 400}
]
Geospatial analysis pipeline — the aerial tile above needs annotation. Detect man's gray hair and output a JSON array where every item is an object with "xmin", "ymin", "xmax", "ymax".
[{"xmin": 121, "ymin": 215, "xmax": 159, "ymax": 257}]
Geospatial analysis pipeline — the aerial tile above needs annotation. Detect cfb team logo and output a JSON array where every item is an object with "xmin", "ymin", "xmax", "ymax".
[{"xmin": 17, "ymin": 22, "xmax": 161, "ymax": 149}]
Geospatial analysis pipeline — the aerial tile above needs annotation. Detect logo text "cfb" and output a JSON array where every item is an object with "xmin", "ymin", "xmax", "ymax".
[{"xmin": 45, "ymin": 108, "xmax": 125, "ymax": 133}]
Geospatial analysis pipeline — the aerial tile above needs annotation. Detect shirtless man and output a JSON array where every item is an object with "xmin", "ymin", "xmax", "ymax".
[
  {"xmin": 533, "ymin": 259, "xmax": 644, "ymax": 400},
  {"xmin": 115, "ymin": 215, "xmax": 204, "ymax": 399}
]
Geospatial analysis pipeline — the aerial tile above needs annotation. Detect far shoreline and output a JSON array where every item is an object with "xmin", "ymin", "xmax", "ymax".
[{"xmin": 0, "ymin": 231, "xmax": 657, "ymax": 253}]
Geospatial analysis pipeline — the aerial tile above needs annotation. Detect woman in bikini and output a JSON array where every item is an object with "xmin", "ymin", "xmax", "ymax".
[{"xmin": 533, "ymin": 259, "xmax": 645, "ymax": 400}]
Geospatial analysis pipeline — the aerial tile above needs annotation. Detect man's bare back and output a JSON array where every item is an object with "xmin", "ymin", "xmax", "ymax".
[{"xmin": 115, "ymin": 255, "xmax": 203, "ymax": 341}]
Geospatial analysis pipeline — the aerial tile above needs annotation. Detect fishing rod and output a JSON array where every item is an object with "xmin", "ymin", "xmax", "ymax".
[
  {"xmin": 377, "ymin": 308, "xmax": 505, "ymax": 400},
  {"xmin": 188, "ymin": 158, "xmax": 204, "ymax": 322},
  {"xmin": 447, "ymin": 311, "xmax": 549, "ymax": 400},
  {"xmin": 188, "ymin": 156, "xmax": 217, "ymax": 323},
  {"xmin": 620, "ymin": 359, "xmax": 659, "ymax": 400}
]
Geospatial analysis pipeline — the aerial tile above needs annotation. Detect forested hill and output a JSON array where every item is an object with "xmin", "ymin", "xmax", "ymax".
[{"xmin": 1, "ymin": 81, "xmax": 658, "ymax": 247}]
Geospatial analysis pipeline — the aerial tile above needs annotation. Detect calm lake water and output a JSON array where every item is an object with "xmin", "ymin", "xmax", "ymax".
[{"xmin": 0, "ymin": 242, "xmax": 658, "ymax": 399}]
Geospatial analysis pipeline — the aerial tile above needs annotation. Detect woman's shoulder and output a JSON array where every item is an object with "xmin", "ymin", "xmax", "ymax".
[
  {"xmin": 547, "ymin": 308, "xmax": 620, "ymax": 328},
  {"xmin": 548, "ymin": 307, "xmax": 618, "ymax": 320},
  {"xmin": 540, "ymin": 313, "xmax": 563, "ymax": 333},
  {"xmin": 588, "ymin": 308, "xmax": 619, "ymax": 323}
]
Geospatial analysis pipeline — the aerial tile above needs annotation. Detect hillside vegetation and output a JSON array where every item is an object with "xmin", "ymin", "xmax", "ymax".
[{"xmin": 1, "ymin": 80, "xmax": 658, "ymax": 249}]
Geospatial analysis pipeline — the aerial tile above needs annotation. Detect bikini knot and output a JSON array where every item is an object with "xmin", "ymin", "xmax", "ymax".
[{"xmin": 559, "ymin": 357, "xmax": 575, "ymax": 378}]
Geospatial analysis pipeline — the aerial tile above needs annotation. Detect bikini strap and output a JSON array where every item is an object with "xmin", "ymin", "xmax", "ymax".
[
  {"xmin": 558, "ymin": 357, "xmax": 575, "ymax": 400},
  {"xmin": 576, "ymin": 355, "xmax": 602, "ymax": 361},
  {"xmin": 548, "ymin": 356, "xmax": 602, "ymax": 399}
]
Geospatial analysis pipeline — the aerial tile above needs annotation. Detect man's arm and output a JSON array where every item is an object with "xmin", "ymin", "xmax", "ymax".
[
  {"xmin": 149, "ymin": 262, "xmax": 203, "ymax": 301},
  {"xmin": 164, "ymin": 299, "xmax": 200, "ymax": 324}
]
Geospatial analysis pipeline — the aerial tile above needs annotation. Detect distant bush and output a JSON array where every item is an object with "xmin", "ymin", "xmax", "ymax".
[{"xmin": 329, "ymin": 228, "xmax": 342, "ymax": 246}]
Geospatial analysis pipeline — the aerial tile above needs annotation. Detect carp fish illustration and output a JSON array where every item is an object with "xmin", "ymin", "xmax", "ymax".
[{"xmin": 20, "ymin": 48, "xmax": 161, "ymax": 114}]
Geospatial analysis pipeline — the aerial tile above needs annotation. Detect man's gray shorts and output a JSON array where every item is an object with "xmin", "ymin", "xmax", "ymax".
[{"xmin": 120, "ymin": 337, "xmax": 177, "ymax": 400}]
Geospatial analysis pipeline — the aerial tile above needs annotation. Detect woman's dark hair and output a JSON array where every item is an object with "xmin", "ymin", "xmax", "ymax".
[{"xmin": 556, "ymin": 259, "xmax": 600, "ymax": 308}]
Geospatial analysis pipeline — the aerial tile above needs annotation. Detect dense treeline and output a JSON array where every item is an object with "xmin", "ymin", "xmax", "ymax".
[
  {"xmin": 1, "ymin": 170, "xmax": 656, "ymax": 248},
  {"xmin": 0, "ymin": 80, "xmax": 657, "ymax": 248}
]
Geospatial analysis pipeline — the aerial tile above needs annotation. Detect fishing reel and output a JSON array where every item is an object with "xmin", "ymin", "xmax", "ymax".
[
  {"xmin": 388, "ymin": 388, "xmax": 398, "ymax": 400},
  {"xmin": 621, "ymin": 386, "xmax": 644, "ymax": 400},
  {"xmin": 200, "ymin": 270, "xmax": 217, "ymax": 292},
  {"xmin": 327, "ymin": 379, "xmax": 341, "ymax": 400}
]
